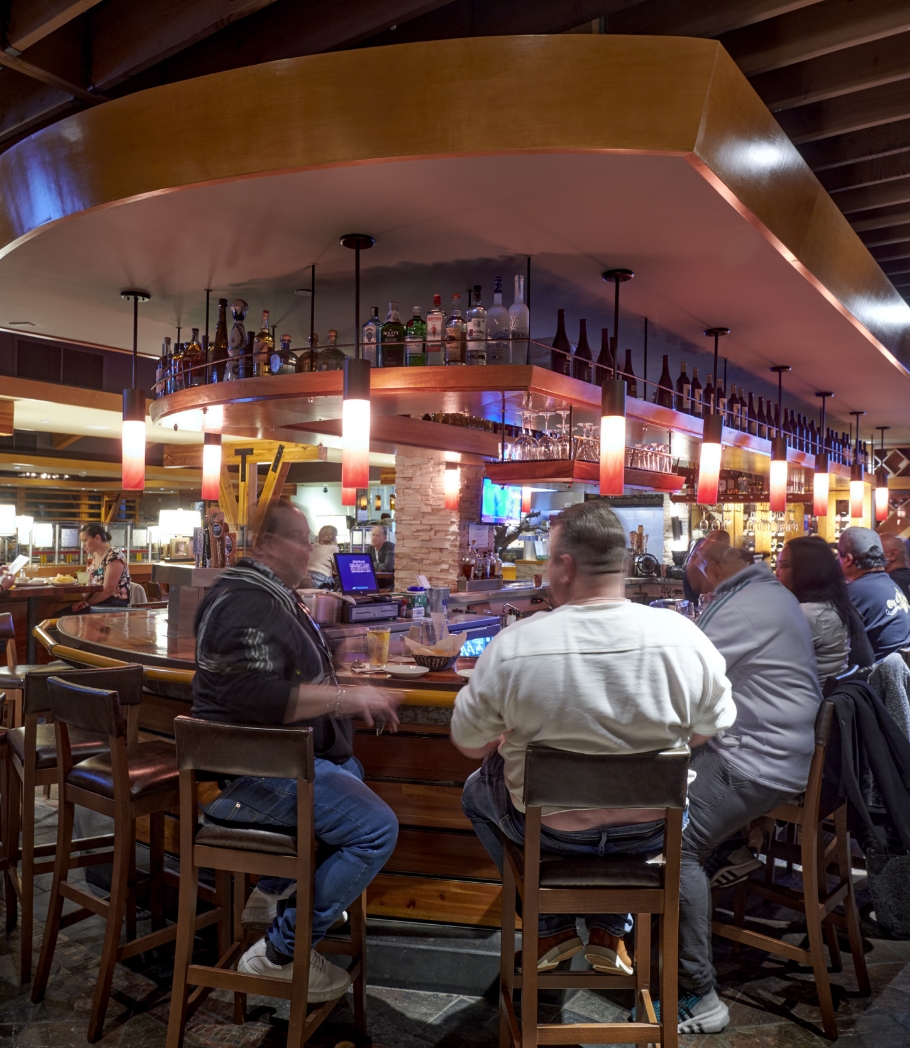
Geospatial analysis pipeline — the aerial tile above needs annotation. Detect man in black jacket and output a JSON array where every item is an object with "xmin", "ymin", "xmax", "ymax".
[{"xmin": 192, "ymin": 502, "xmax": 400, "ymax": 1001}]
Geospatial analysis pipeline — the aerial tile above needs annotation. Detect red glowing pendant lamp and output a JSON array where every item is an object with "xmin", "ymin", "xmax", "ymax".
[
  {"xmin": 201, "ymin": 432, "xmax": 223, "ymax": 501},
  {"xmin": 696, "ymin": 328, "xmax": 730, "ymax": 506},
  {"xmin": 875, "ymin": 426, "xmax": 891, "ymax": 524},
  {"xmin": 849, "ymin": 410, "xmax": 866, "ymax": 520},
  {"xmin": 768, "ymin": 365, "xmax": 792, "ymax": 514},
  {"xmin": 813, "ymin": 391, "xmax": 833, "ymax": 517},
  {"xmin": 444, "ymin": 463, "xmax": 461, "ymax": 510},
  {"xmin": 598, "ymin": 268, "xmax": 634, "ymax": 495},
  {"xmin": 120, "ymin": 289, "xmax": 151, "ymax": 492}
]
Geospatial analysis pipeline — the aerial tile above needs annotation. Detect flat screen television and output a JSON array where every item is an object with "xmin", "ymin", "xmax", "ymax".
[{"xmin": 481, "ymin": 478, "xmax": 522, "ymax": 524}]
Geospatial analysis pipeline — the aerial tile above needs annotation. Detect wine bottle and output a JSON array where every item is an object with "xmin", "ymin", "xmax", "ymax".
[
  {"xmin": 405, "ymin": 306, "xmax": 427, "ymax": 366},
  {"xmin": 622, "ymin": 349, "xmax": 637, "ymax": 398},
  {"xmin": 465, "ymin": 285, "xmax": 487, "ymax": 365},
  {"xmin": 727, "ymin": 386, "xmax": 739, "ymax": 429},
  {"xmin": 773, "ymin": 403, "xmax": 781, "ymax": 438},
  {"xmin": 746, "ymin": 393, "xmax": 757, "ymax": 436},
  {"xmin": 508, "ymin": 275, "xmax": 529, "ymax": 362},
  {"xmin": 675, "ymin": 362, "xmax": 690, "ymax": 414},
  {"xmin": 808, "ymin": 417, "xmax": 818, "ymax": 454},
  {"xmin": 690, "ymin": 367, "xmax": 702, "ymax": 418},
  {"xmin": 362, "ymin": 306, "xmax": 382, "ymax": 367},
  {"xmin": 595, "ymin": 327, "xmax": 613, "ymax": 386},
  {"xmin": 382, "ymin": 301, "xmax": 406, "ymax": 368},
  {"xmin": 551, "ymin": 309, "xmax": 572, "ymax": 376},
  {"xmin": 573, "ymin": 319, "xmax": 593, "ymax": 383},
  {"xmin": 209, "ymin": 298, "xmax": 229, "ymax": 383},
  {"xmin": 487, "ymin": 277, "xmax": 509, "ymax": 364},
  {"xmin": 716, "ymin": 374, "xmax": 726, "ymax": 420},
  {"xmin": 445, "ymin": 293, "xmax": 466, "ymax": 365},
  {"xmin": 756, "ymin": 397, "xmax": 767, "ymax": 439},
  {"xmin": 656, "ymin": 354, "xmax": 674, "ymax": 408},
  {"xmin": 703, "ymin": 374, "xmax": 715, "ymax": 416},
  {"xmin": 795, "ymin": 413, "xmax": 805, "ymax": 452}
]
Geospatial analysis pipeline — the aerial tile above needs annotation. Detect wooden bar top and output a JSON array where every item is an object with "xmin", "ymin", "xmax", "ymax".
[{"xmin": 1, "ymin": 582, "xmax": 103, "ymax": 598}]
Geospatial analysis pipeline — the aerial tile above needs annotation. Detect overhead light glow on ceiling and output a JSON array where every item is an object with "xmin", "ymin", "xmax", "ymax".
[{"xmin": 87, "ymin": 425, "xmax": 111, "ymax": 431}]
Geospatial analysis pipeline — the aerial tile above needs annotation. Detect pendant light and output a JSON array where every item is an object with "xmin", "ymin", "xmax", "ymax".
[
  {"xmin": 849, "ymin": 410, "xmax": 866, "ymax": 520},
  {"xmin": 120, "ymin": 288, "xmax": 151, "ymax": 491},
  {"xmin": 201, "ymin": 432, "xmax": 222, "ymax": 502},
  {"xmin": 339, "ymin": 234, "xmax": 376, "ymax": 506},
  {"xmin": 875, "ymin": 426, "xmax": 890, "ymax": 524},
  {"xmin": 696, "ymin": 327, "xmax": 729, "ymax": 506},
  {"xmin": 597, "ymin": 268, "xmax": 633, "ymax": 494},
  {"xmin": 444, "ymin": 462, "xmax": 461, "ymax": 510},
  {"xmin": 813, "ymin": 392, "xmax": 833, "ymax": 517},
  {"xmin": 768, "ymin": 366, "xmax": 791, "ymax": 513}
]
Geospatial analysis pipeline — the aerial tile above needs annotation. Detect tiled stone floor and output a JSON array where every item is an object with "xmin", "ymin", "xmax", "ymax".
[{"xmin": 1, "ymin": 796, "xmax": 910, "ymax": 1046}]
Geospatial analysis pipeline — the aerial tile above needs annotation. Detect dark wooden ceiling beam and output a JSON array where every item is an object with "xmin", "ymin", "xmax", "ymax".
[
  {"xmin": 750, "ymin": 31, "xmax": 910, "ymax": 112},
  {"xmin": 720, "ymin": 0, "xmax": 910, "ymax": 77},
  {"xmin": 860, "ymin": 222, "xmax": 910, "ymax": 248},
  {"xmin": 835, "ymin": 175, "xmax": 910, "ymax": 215},
  {"xmin": 604, "ymin": 0, "xmax": 823, "ymax": 38},
  {"xmin": 799, "ymin": 116, "xmax": 910, "ymax": 170},
  {"xmin": 851, "ymin": 203, "xmax": 910, "ymax": 232},
  {"xmin": 870, "ymin": 243, "xmax": 910, "ymax": 264},
  {"xmin": 776, "ymin": 78, "xmax": 910, "ymax": 144},
  {"xmin": 820, "ymin": 149, "xmax": 910, "ymax": 194},
  {"xmin": 0, "ymin": 50, "xmax": 105, "ymax": 102},
  {"xmin": 6, "ymin": 0, "xmax": 102, "ymax": 52}
]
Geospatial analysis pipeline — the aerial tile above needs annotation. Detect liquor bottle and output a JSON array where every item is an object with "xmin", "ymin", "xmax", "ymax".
[
  {"xmin": 270, "ymin": 334, "xmax": 298, "ymax": 375},
  {"xmin": 746, "ymin": 393, "xmax": 757, "ymax": 436},
  {"xmin": 690, "ymin": 367, "xmax": 703, "ymax": 418},
  {"xmin": 381, "ymin": 301, "xmax": 405, "ymax": 368},
  {"xmin": 209, "ymin": 298, "xmax": 229, "ymax": 383},
  {"xmin": 703, "ymin": 374, "xmax": 715, "ymax": 416},
  {"xmin": 487, "ymin": 276, "xmax": 509, "ymax": 364},
  {"xmin": 316, "ymin": 329, "xmax": 346, "ymax": 371},
  {"xmin": 252, "ymin": 310, "xmax": 273, "ymax": 377},
  {"xmin": 228, "ymin": 299, "xmax": 248, "ymax": 380},
  {"xmin": 573, "ymin": 319, "xmax": 593, "ymax": 383},
  {"xmin": 426, "ymin": 295, "xmax": 445, "ymax": 365},
  {"xmin": 184, "ymin": 328, "xmax": 203, "ymax": 387},
  {"xmin": 297, "ymin": 334, "xmax": 317, "ymax": 373},
  {"xmin": 508, "ymin": 275, "xmax": 530, "ymax": 362},
  {"xmin": 445, "ymin": 293, "xmax": 466, "ymax": 365},
  {"xmin": 656, "ymin": 354, "xmax": 674, "ymax": 408},
  {"xmin": 405, "ymin": 306, "xmax": 427, "ymax": 366},
  {"xmin": 171, "ymin": 339, "xmax": 187, "ymax": 392},
  {"xmin": 621, "ymin": 349, "xmax": 637, "ymax": 398},
  {"xmin": 595, "ymin": 327, "xmax": 613, "ymax": 386},
  {"xmin": 550, "ymin": 309, "xmax": 572, "ymax": 376},
  {"xmin": 716, "ymin": 375, "xmax": 727, "ymax": 420},
  {"xmin": 362, "ymin": 306, "xmax": 382, "ymax": 367},
  {"xmin": 465, "ymin": 286, "xmax": 487, "ymax": 365},
  {"xmin": 727, "ymin": 386, "xmax": 739, "ymax": 429},
  {"xmin": 675, "ymin": 362, "xmax": 691, "ymax": 414},
  {"xmin": 155, "ymin": 338, "xmax": 169, "ymax": 397}
]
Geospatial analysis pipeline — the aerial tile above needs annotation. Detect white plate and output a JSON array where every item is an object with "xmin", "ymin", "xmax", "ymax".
[
  {"xmin": 455, "ymin": 668, "xmax": 474, "ymax": 679},
  {"xmin": 382, "ymin": 664, "xmax": 430, "ymax": 679}
]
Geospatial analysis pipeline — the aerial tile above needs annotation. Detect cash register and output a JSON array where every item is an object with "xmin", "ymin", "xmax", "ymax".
[{"xmin": 334, "ymin": 552, "xmax": 399, "ymax": 623}]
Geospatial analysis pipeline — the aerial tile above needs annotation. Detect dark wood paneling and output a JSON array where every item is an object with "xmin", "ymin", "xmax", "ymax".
[
  {"xmin": 366, "ymin": 873, "xmax": 505, "ymax": 928},
  {"xmin": 355, "ymin": 729, "xmax": 480, "ymax": 785},
  {"xmin": 368, "ymin": 781, "xmax": 471, "ymax": 831},
  {"xmin": 387, "ymin": 828, "xmax": 499, "ymax": 880}
]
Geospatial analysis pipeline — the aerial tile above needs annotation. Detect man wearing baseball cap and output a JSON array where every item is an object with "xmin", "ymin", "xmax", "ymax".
[{"xmin": 838, "ymin": 527, "xmax": 910, "ymax": 661}]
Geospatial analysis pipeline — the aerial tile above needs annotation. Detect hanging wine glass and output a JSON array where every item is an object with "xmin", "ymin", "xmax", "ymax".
[
  {"xmin": 511, "ymin": 411, "xmax": 536, "ymax": 462},
  {"xmin": 556, "ymin": 409, "xmax": 572, "ymax": 460},
  {"xmin": 536, "ymin": 411, "xmax": 556, "ymax": 460}
]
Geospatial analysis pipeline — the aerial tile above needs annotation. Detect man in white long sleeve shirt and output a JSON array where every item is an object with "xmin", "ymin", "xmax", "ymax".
[{"xmin": 452, "ymin": 500, "xmax": 735, "ymax": 1025}]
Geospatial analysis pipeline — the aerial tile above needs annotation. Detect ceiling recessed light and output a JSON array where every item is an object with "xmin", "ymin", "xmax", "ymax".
[
  {"xmin": 86, "ymin": 425, "xmax": 110, "ymax": 431},
  {"xmin": 39, "ymin": 419, "xmax": 51, "ymax": 424}
]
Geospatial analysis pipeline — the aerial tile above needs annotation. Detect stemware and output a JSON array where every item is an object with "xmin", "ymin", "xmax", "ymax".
[
  {"xmin": 511, "ymin": 411, "xmax": 538, "ymax": 462},
  {"xmin": 555, "ymin": 409, "xmax": 572, "ymax": 459},
  {"xmin": 536, "ymin": 411, "xmax": 556, "ymax": 460}
]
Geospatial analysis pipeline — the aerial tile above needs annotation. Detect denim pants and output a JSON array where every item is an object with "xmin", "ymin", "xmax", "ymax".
[
  {"xmin": 462, "ymin": 752, "xmax": 665, "ymax": 938},
  {"xmin": 205, "ymin": 756, "xmax": 398, "ymax": 957},
  {"xmin": 679, "ymin": 747, "xmax": 790, "ymax": 996}
]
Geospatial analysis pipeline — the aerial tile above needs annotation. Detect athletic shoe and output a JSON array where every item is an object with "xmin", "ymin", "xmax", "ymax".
[
  {"xmin": 677, "ymin": 989, "xmax": 730, "ymax": 1034},
  {"xmin": 241, "ymin": 881, "xmax": 297, "ymax": 929},
  {"xmin": 708, "ymin": 845, "xmax": 764, "ymax": 889},
  {"xmin": 237, "ymin": 940, "xmax": 352, "ymax": 1002},
  {"xmin": 584, "ymin": 930, "xmax": 634, "ymax": 975}
]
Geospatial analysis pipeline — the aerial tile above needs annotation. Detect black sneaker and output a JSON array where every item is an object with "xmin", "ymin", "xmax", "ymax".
[{"xmin": 708, "ymin": 844, "xmax": 763, "ymax": 888}]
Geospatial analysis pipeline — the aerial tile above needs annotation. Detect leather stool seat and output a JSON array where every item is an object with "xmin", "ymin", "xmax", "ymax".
[
  {"xmin": 67, "ymin": 739, "xmax": 178, "ymax": 800},
  {"xmin": 504, "ymin": 838, "xmax": 665, "ymax": 889},
  {"xmin": 8, "ymin": 724, "xmax": 108, "ymax": 769},
  {"xmin": 0, "ymin": 662, "xmax": 69, "ymax": 688},
  {"xmin": 196, "ymin": 820, "xmax": 298, "ymax": 856}
]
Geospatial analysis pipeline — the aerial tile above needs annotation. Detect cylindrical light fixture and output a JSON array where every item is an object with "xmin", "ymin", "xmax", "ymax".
[
  {"xmin": 341, "ymin": 357, "xmax": 371, "ymax": 506},
  {"xmin": 121, "ymin": 388, "xmax": 147, "ymax": 492},
  {"xmin": 202, "ymin": 432, "xmax": 222, "ymax": 501},
  {"xmin": 697, "ymin": 412, "xmax": 724, "ymax": 506},
  {"xmin": 120, "ymin": 288, "xmax": 150, "ymax": 492},
  {"xmin": 813, "ymin": 391, "xmax": 833, "ymax": 517},
  {"xmin": 521, "ymin": 486, "xmax": 532, "ymax": 514},
  {"xmin": 875, "ymin": 426, "xmax": 891, "ymax": 524},
  {"xmin": 599, "ymin": 378, "xmax": 626, "ymax": 496},
  {"xmin": 769, "ymin": 436, "xmax": 788, "ymax": 513},
  {"xmin": 849, "ymin": 410, "xmax": 866, "ymax": 520},
  {"xmin": 444, "ymin": 463, "xmax": 461, "ymax": 510}
]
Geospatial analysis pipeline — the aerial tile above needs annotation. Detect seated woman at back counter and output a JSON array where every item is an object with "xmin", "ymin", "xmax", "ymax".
[{"xmin": 60, "ymin": 523, "xmax": 132, "ymax": 614}]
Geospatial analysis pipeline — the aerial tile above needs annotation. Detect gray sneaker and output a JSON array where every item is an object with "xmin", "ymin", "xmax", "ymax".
[
  {"xmin": 677, "ymin": 990, "xmax": 730, "ymax": 1034},
  {"xmin": 237, "ymin": 940, "xmax": 351, "ymax": 1002}
]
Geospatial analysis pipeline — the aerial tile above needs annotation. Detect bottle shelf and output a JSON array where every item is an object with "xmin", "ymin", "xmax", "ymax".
[{"xmin": 485, "ymin": 459, "xmax": 685, "ymax": 492}]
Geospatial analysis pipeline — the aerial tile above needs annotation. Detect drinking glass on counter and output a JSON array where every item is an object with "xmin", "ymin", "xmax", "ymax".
[{"xmin": 366, "ymin": 626, "xmax": 391, "ymax": 669}]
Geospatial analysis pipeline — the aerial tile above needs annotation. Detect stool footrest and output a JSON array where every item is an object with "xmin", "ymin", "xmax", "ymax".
[
  {"xmin": 713, "ymin": 919, "xmax": 809, "ymax": 964},
  {"xmin": 514, "ymin": 971, "xmax": 637, "ymax": 990},
  {"xmin": 536, "ymin": 1021, "xmax": 661, "ymax": 1045}
]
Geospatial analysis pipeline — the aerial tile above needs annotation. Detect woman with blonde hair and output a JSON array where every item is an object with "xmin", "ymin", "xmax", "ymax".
[{"xmin": 308, "ymin": 524, "xmax": 339, "ymax": 588}]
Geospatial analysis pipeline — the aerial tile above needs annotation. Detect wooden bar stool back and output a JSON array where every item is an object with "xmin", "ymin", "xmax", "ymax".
[
  {"xmin": 712, "ymin": 698, "xmax": 870, "ymax": 1039},
  {"xmin": 500, "ymin": 745, "xmax": 689, "ymax": 1048},
  {"xmin": 167, "ymin": 716, "xmax": 367, "ymax": 1048},
  {"xmin": 29, "ymin": 676, "xmax": 208, "ymax": 1043},
  {"xmin": 4, "ymin": 664, "xmax": 144, "ymax": 984},
  {"xmin": 0, "ymin": 612, "xmax": 68, "ymax": 726}
]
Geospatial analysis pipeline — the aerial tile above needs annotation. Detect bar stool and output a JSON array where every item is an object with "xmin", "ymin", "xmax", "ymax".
[
  {"xmin": 712, "ymin": 698, "xmax": 870, "ymax": 1039},
  {"xmin": 0, "ymin": 612, "xmax": 68, "ymax": 726},
  {"xmin": 30, "ymin": 676, "xmax": 223, "ymax": 1043},
  {"xmin": 4, "ymin": 664, "xmax": 144, "ymax": 984},
  {"xmin": 166, "ymin": 716, "xmax": 367, "ymax": 1048},
  {"xmin": 499, "ymin": 745, "xmax": 689, "ymax": 1048}
]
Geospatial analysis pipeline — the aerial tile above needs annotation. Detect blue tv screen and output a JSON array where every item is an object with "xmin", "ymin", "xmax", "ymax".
[{"xmin": 481, "ymin": 478, "xmax": 522, "ymax": 524}]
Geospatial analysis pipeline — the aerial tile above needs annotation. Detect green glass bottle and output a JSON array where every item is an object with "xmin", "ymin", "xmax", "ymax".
[
  {"xmin": 405, "ymin": 306, "xmax": 427, "ymax": 366},
  {"xmin": 381, "ymin": 302, "xmax": 405, "ymax": 367}
]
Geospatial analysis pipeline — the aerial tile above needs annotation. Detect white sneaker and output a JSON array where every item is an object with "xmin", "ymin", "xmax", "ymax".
[
  {"xmin": 237, "ymin": 939, "xmax": 352, "ymax": 1002},
  {"xmin": 241, "ymin": 881, "xmax": 297, "ymax": 929}
]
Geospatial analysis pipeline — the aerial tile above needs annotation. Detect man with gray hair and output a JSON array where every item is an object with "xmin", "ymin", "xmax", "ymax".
[
  {"xmin": 453, "ymin": 499, "xmax": 735, "ymax": 1029},
  {"xmin": 881, "ymin": 532, "xmax": 910, "ymax": 604},
  {"xmin": 839, "ymin": 526, "xmax": 910, "ymax": 660}
]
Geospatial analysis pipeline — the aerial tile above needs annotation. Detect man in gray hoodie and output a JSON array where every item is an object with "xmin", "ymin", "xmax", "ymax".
[{"xmin": 678, "ymin": 543, "xmax": 823, "ymax": 1033}]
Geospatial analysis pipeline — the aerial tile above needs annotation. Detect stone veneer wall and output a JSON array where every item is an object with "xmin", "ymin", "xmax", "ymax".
[{"xmin": 392, "ymin": 446, "xmax": 484, "ymax": 589}]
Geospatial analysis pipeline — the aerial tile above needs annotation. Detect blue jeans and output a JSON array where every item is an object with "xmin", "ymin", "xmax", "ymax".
[
  {"xmin": 204, "ymin": 757, "xmax": 397, "ymax": 956},
  {"xmin": 462, "ymin": 753, "xmax": 666, "ymax": 938}
]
